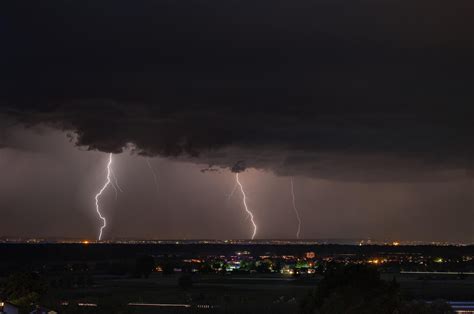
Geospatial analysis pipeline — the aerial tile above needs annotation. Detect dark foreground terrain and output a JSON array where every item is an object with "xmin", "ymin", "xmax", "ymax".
[{"xmin": 0, "ymin": 243, "xmax": 473, "ymax": 313}]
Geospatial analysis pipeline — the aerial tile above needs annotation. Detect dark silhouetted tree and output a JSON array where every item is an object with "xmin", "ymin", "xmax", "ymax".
[
  {"xmin": 300, "ymin": 264, "xmax": 400, "ymax": 314},
  {"xmin": 0, "ymin": 272, "xmax": 47, "ymax": 307},
  {"xmin": 299, "ymin": 264, "xmax": 454, "ymax": 314},
  {"xmin": 135, "ymin": 255, "xmax": 155, "ymax": 278}
]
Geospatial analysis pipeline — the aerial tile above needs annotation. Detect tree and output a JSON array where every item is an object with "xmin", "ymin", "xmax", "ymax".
[
  {"xmin": 300, "ymin": 264, "xmax": 401, "ymax": 314},
  {"xmin": 299, "ymin": 265, "xmax": 454, "ymax": 314},
  {"xmin": 134, "ymin": 255, "xmax": 155, "ymax": 278},
  {"xmin": 256, "ymin": 261, "xmax": 272, "ymax": 273},
  {"xmin": 0, "ymin": 272, "xmax": 47, "ymax": 307}
]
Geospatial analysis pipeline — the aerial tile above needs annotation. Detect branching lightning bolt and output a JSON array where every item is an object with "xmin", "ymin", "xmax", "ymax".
[
  {"xmin": 235, "ymin": 173, "xmax": 257, "ymax": 239},
  {"xmin": 290, "ymin": 177, "xmax": 302, "ymax": 239},
  {"xmin": 110, "ymin": 170, "xmax": 123, "ymax": 200},
  {"xmin": 95, "ymin": 153, "xmax": 114, "ymax": 241},
  {"xmin": 111, "ymin": 170, "xmax": 123, "ymax": 192}
]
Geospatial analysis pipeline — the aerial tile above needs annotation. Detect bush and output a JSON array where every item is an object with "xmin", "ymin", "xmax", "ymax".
[{"xmin": 134, "ymin": 255, "xmax": 155, "ymax": 278}]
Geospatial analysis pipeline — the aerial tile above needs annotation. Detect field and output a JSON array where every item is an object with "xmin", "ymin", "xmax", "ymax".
[{"xmin": 35, "ymin": 272, "xmax": 474, "ymax": 313}]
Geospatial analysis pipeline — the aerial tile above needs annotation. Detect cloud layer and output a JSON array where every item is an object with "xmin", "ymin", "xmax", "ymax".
[{"xmin": 1, "ymin": 0, "xmax": 473, "ymax": 181}]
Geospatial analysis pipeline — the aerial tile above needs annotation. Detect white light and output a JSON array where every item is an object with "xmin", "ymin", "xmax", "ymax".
[
  {"xmin": 78, "ymin": 303, "xmax": 98, "ymax": 307},
  {"xmin": 128, "ymin": 303, "xmax": 191, "ymax": 308}
]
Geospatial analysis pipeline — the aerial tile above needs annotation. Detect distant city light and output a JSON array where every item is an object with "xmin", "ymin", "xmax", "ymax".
[
  {"xmin": 368, "ymin": 259, "xmax": 380, "ymax": 264},
  {"xmin": 78, "ymin": 303, "xmax": 98, "ymax": 307},
  {"xmin": 128, "ymin": 303, "xmax": 191, "ymax": 308}
]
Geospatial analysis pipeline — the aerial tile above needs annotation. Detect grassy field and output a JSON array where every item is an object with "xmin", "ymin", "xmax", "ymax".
[
  {"xmin": 384, "ymin": 273, "xmax": 474, "ymax": 301},
  {"xmin": 37, "ymin": 272, "xmax": 474, "ymax": 313},
  {"xmin": 43, "ymin": 273, "xmax": 314, "ymax": 313}
]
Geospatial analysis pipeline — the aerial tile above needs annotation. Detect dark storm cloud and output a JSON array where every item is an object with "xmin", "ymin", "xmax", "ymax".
[
  {"xmin": 231, "ymin": 161, "xmax": 247, "ymax": 174},
  {"xmin": 1, "ymin": 0, "xmax": 473, "ymax": 181}
]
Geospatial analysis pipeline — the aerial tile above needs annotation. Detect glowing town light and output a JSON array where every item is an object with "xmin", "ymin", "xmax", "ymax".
[
  {"xmin": 235, "ymin": 173, "xmax": 257, "ymax": 239},
  {"xmin": 94, "ymin": 153, "xmax": 113, "ymax": 241},
  {"xmin": 290, "ymin": 178, "xmax": 302, "ymax": 239}
]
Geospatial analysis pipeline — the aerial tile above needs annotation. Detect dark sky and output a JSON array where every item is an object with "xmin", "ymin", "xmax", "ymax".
[{"xmin": 0, "ymin": 0, "xmax": 473, "ymax": 241}]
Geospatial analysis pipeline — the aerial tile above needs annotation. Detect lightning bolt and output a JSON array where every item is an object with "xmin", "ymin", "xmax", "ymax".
[
  {"xmin": 290, "ymin": 177, "xmax": 302, "ymax": 239},
  {"xmin": 95, "ymin": 153, "xmax": 114, "ymax": 241},
  {"xmin": 146, "ymin": 158, "xmax": 159, "ymax": 192},
  {"xmin": 111, "ymin": 170, "xmax": 123, "ymax": 192},
  {"xmin": 235, "ymin": 173, "xmax": 257, "ymax": 239}
]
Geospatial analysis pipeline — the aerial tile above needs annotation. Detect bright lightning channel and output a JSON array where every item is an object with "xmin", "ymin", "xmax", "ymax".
[
  {"xmin": 235, "ymin": 173, "xmax": 257, "ymax": 240},
  {"xmin": 290, "ymin": 177, "xmax": 302, "ymax": 239},
  {"xmin": 95, "ymin": 153, "xmax": 114, "ymax": 241}
]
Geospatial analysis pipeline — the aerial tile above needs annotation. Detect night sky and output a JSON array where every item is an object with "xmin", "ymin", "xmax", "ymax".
[{"xmin": 0, "ymin": 0, "xmax": 473, "ymax": 241}]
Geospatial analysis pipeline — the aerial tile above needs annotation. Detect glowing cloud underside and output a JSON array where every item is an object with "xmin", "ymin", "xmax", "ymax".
[
  {"xmin": 235, "ymin": 173, "xmax": 257, "ymax": 240},
  {"xmin": 95, "ymin": 153, "xmax": 113, "ymax": 241},
  {"xmin": 290, "ymin": 178, "xmax": 302, "ymax": 239}
]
